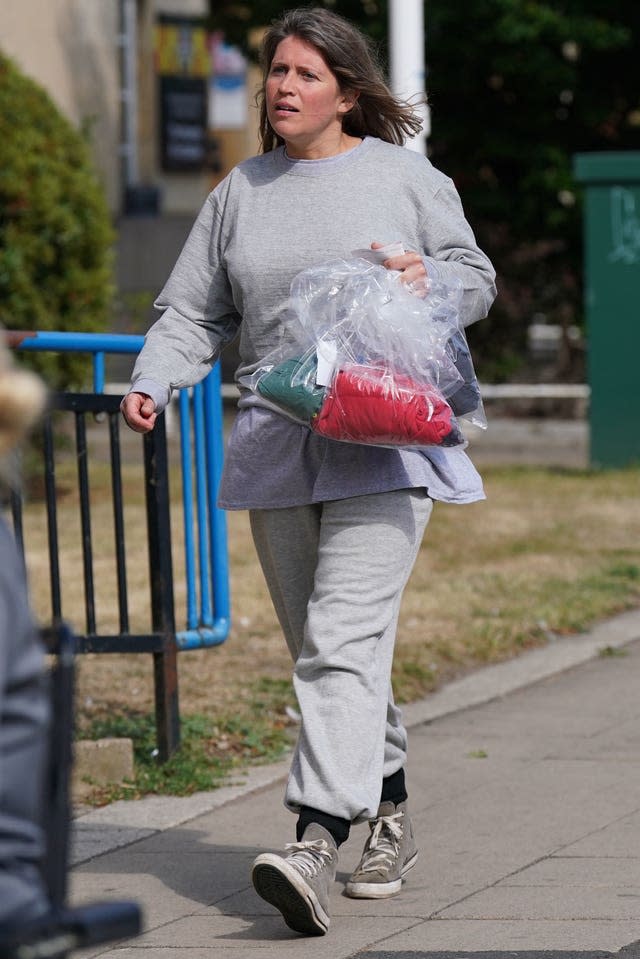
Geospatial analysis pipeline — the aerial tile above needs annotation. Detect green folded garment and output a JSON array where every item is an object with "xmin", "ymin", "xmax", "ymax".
[{"xmin": 256, "ymin": 355, "xmax": 325, "ymax": 422}]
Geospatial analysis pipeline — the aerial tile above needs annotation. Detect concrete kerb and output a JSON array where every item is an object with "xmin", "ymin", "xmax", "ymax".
[{"xmin": 70, "ymin": 606, "xmax": 640, "ymax": 867}]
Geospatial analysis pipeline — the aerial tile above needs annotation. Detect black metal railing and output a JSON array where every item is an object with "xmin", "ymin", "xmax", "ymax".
[{"xmin": 10, "ymin": 393, "xmax": 180, "ymax": 758}]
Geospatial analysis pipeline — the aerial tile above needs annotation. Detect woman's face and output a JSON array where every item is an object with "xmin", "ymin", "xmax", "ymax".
[{"xmin": 265, "ymin": 35, "xmax": 355, "ymax": 158}]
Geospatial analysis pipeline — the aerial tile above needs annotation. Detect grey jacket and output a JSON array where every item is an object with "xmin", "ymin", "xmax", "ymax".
[{"xmin": 0, "ymin": 516, "xmax": 50, "ymax": 925}]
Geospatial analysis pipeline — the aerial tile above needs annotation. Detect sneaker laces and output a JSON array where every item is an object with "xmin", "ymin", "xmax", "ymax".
[
  {"xmin": 359, "ymin": 811, "xmax": 404, "ymax": 873},
  {"xmin": 284, "ymin": 839, "xmax": 334, "ymax": 878}
]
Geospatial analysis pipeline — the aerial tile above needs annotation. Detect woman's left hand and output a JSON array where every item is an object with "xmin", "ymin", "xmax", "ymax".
[{"xmin": 371, "ymin": 242, "xmax": 428, "ymax": 295}]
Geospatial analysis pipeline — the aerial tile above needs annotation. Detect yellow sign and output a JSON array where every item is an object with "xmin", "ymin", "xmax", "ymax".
[{"xmin": 155, "ymin": 20, "xmax": 211, "ymax": 77}]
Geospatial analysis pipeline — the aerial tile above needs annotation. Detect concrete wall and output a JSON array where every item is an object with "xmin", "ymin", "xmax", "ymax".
[
  {"xmin": 0, "ymin": 0, "xmax": 214, "ymax": 216},
  {"xmin": 0, "ymin": 0, "xmax": 121, "ymax": 209},
  {"xmin": 141, "ymin": 0, "xmax": 211, "ymax": 213},
  {"xmin": 1, "ymin": 0, "xmax": 261, "ymax": 343}
]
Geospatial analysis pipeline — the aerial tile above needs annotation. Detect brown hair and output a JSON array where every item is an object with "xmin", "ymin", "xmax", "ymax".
[{"xmin": 257, "ymin": 6, "xmax": 425, "ymax": 153}]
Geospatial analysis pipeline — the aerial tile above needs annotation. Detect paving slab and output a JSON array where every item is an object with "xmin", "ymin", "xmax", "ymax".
[
  {"xmin": 563, "ymin": 814, "xmax": 640, "ymax": 858},
  {"xmin": 357, "ymin": 921, "xmax": 640, "ymax": 955},
  {"xmin": 69, "ymin": 609, "xmax": 640, "ymax": 958}
]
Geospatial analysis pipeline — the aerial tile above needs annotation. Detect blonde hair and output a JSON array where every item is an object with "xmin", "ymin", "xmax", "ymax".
[
  {"xmin": 0, "ymin": 333, "xmax": 47, "ymax": 460},
  {"xmin": 257, "ymin": 6, "xmax": 424, "ymax": 153}
]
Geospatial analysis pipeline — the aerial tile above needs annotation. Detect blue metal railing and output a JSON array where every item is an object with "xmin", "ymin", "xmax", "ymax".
[{"xmin": 14, "ymin": 330, "xmax": 230, "ymax": 650}]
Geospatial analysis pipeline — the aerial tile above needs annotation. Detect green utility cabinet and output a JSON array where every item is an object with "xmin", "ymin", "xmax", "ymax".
[{"xmin": 573, "ymin": 152, "xmax": 640, "ymax": 468}]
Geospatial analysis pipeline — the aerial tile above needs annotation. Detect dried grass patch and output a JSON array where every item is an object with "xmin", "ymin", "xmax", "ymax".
[{"xmin": 15, "ymin": 455, "xmax": 640, "ymax": 729}]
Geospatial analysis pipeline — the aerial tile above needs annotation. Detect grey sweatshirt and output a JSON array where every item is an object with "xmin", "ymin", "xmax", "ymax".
[{"xmin": 130, "ymin": 137, "xmax": 497, "ymax": 509}]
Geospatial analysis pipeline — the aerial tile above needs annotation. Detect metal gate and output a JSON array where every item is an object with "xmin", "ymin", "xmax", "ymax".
[{"xmin": 8, "ymin": 331, "xmax": 231, "ymax": 758}]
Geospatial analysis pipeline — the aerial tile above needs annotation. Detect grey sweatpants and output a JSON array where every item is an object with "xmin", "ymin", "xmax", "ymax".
[{"xmin": 250, "ymin": 488, "xmax": 433, "ymax": 824}]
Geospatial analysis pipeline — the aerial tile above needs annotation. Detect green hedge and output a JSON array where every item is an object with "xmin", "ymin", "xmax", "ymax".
[{"xmin": 0, "ymin": 52, "xmax": 115, "ymax": 388}]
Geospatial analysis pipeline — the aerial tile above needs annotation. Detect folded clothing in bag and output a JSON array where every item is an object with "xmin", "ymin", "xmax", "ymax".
[
  {"xmin": 312, "ymin": 365, "xmax": 464, "ymax": 448},
  {"xmin": 446, "ymin": 329, "xmax": 482, "ymax": 417},
  {"xmin": 256, "ymin": 355, "xmax": 325, "ymax": 421}
]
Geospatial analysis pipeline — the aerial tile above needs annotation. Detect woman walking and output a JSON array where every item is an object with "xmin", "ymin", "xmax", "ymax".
[{"xmin": 121, "ymin": 6, "xmax": 496, "ymax": 937}]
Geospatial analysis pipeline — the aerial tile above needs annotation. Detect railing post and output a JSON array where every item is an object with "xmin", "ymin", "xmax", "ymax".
[{"xmin": 143, "ymin": 413, "xmax": 180, "ymax": 759}]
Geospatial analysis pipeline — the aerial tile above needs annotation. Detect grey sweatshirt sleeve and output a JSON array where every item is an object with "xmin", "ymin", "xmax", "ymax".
[
  {"xmin": 419, "ymin": 176, "xmax": 497, "ymax": 327},
  {"xmin": 129, "ymin": 192, "xmax": 241, "ymax": 411}
]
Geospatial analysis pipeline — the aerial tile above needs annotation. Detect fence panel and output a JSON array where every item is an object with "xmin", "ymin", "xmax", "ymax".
[{"xmin": 7, "ymin": 330, "xmax": 231, "ymax": 758}]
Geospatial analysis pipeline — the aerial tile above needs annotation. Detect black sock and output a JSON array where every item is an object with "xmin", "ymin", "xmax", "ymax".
[
  {"xmin": 380, "ymin": 768, "xmax": 408, "ymax": 807},
  {"xmin": 296, "ymin": 806, "xmax": 350, "ymax": 847}
]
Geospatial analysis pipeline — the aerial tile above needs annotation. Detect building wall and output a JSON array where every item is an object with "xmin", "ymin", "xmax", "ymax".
[
  {"xmin": 0, "ymin": 0, "xmax": 121, "ymax": 209},
  {"xmin": 145, "ymin": 0, "xmax": 211, "ymax": 213},
  {"xmin": 0, "ymin": 0, "xmax": 266, "ymax": 331},
  {"xmin": 0, "ymin": 0, "xmax": 215, "ymax": 216}
]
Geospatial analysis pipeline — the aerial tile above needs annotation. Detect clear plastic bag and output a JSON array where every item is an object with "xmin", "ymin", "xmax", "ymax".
[{"xmin": 243, "ymin": 256, "xmax": 486, "ymax": 449}]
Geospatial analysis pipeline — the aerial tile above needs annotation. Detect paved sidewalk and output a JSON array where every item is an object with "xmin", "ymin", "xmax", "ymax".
[
  {"xmin": 69, "ymin": 608, "xmax": 640, "ymax": 958},
  {"xmin": 464, "ymin": 416, "xmax": 588, "ymax": 469}
]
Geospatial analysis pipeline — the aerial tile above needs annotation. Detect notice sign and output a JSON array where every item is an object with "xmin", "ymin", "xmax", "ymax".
[
  {"xmin": 155, "ymin": 17, "xmax": 210, "ymax": 78},
  {"xmin": 155, "ymin": 17, "xmax": 210, "ymax": 172},
  {"xmin": 209, "ymin": 32, "xmax": 247, "ymax": 130},
  {"xmin": 160, "ymin": 75, "xmax": 207, "ymax": 171}
]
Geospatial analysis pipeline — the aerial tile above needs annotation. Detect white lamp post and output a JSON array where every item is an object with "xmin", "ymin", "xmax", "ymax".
[{"xmin": 388, "ymin": 0, "xmax": 429, "ymax": 153}]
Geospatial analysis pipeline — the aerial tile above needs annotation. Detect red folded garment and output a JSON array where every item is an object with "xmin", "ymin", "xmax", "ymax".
[{"xmin": 312, "ymin": 365, "xmax": 455, "ymax": 446}]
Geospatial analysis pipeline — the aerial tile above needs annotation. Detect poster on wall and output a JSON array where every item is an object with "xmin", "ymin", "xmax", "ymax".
[
  {"xmin": 155, "ymin": 16, "xmax": 211, "ymax": 172},
  {"xmin": 159, "ymin": 75, "xmax": 208, "ymax": 171},
  {"xmin": 209, "ymin": 32, "xmax": 247, "ymax": 130}
]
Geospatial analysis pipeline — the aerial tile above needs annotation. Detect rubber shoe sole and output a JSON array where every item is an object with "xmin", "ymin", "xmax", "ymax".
[
  {"xmin": 345, "ymin": 850, "xmax": 418, "ymax": 899},
  {"xmin": 252, "ymin": 854, "xmax": 329, "ymax": 936}
]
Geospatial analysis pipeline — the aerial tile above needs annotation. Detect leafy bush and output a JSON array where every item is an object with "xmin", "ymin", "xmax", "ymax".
[{"xmin": 0, "ymin": 51, "xmax": 115, "ymax": 389}]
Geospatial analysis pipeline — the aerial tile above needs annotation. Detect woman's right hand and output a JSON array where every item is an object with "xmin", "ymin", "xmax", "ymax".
[{"xmin": 120, "ymin": 392, "xmax": 157, "ymax": 433}]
